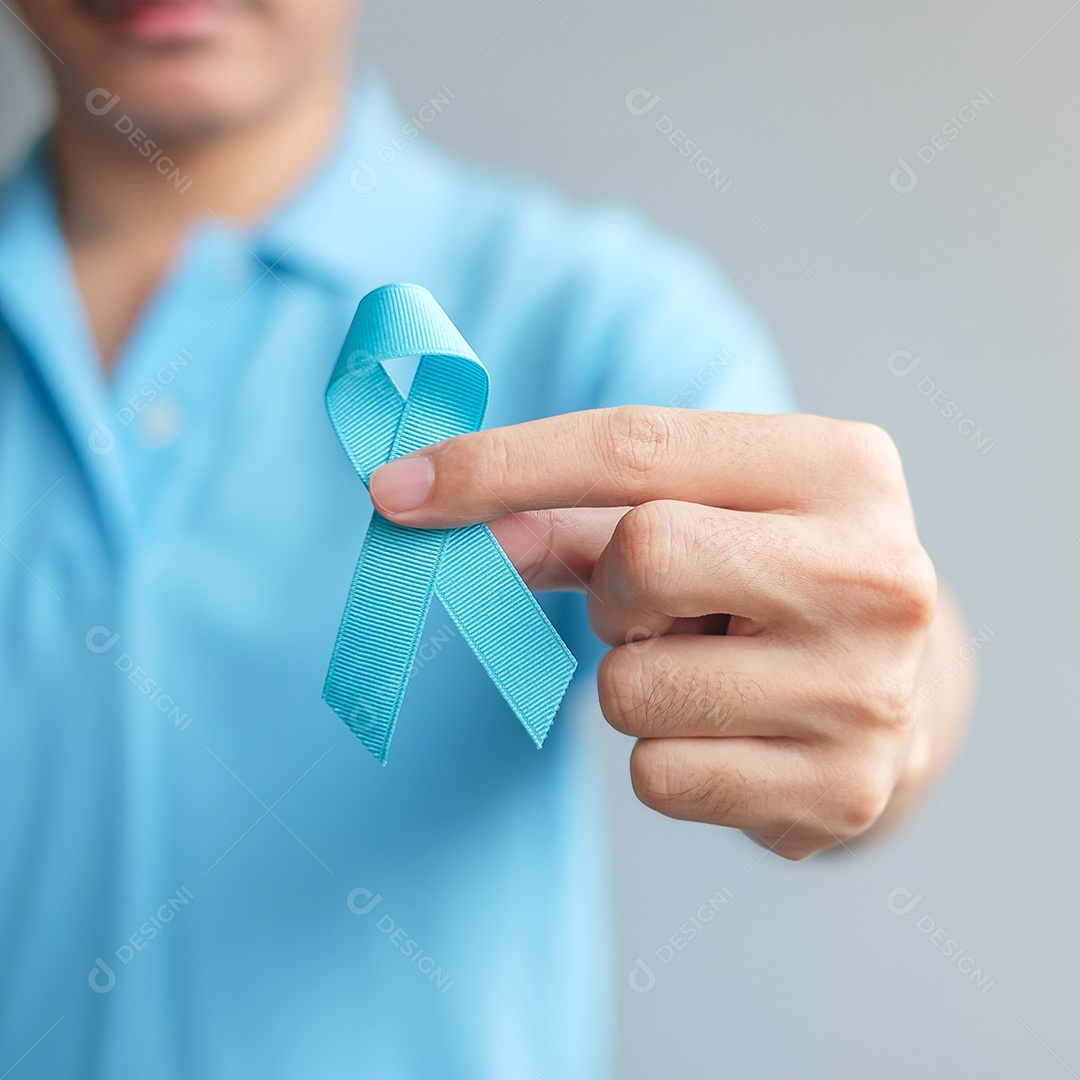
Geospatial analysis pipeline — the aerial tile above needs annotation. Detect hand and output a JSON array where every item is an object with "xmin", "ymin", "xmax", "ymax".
[{"xmin": 369, "ymin": 407, "xmax": 963, "ymax": 859}]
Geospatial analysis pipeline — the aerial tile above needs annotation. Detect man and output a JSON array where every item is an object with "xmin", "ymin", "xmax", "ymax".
[{"xmin": 0, "ymin": 0, "xmax": 971, "ymax": 1076}]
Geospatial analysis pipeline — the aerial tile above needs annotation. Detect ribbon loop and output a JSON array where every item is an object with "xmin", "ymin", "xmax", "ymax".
[{"xmin": 324, "ymin": 284, "xmax": 577, "ymax": 763}]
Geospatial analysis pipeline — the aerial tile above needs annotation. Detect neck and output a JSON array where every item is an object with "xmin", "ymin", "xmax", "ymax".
[{"xmin": 53, "ymin": 71, "xmax": 348, "ymax": 247}]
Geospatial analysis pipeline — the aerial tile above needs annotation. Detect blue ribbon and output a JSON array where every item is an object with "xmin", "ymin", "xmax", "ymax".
[{"xmin": 323, "ymin": 283, "xmax": 577, "ymax": 763}]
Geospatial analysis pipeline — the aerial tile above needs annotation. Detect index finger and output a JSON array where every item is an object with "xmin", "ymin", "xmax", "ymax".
[{"xmin": 368, "ymin": 406, "xmax": 837, "ymax": 528}]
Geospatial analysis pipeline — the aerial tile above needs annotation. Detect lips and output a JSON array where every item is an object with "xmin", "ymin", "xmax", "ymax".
[
  {"xmin": 78, "ymin": 0, "xmax": 210, "ymax": 15},
  {"xmin": 76, "ymin": 0, "xmax": 228, "ymax": 44}
]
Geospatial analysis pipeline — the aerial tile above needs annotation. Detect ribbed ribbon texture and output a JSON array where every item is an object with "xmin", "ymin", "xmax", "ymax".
[{"xmin": 323, "ymin": 283, "xmax": 577, "ymax": 763}]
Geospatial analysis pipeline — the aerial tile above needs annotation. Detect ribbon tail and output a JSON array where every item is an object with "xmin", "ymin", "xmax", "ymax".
[
  {"xmin": 324, "ymin": 514, "xmax": 449, "ymax": 763},
  {"xmin": 435, "ymin": 523, "xmax": 577, "ymax": 748}
]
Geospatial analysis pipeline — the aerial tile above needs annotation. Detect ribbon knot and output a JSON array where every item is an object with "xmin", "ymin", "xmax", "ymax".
[{"xmin": 323, "ymin": 283, "xmax": 577, "ymax": 763}]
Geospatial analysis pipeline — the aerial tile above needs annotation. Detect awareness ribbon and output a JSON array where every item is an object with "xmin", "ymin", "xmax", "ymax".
[{"xmin": 323, "ymin": 283, "xmax": 577, "ymax": 763}]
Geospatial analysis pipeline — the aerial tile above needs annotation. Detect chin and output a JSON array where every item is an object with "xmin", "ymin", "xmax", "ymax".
[
  {"xmin": 23, "ymin": 0, "xmax": 345, "ymax": 140},
  {"xmin": 59, "ymin": 43, "xmax": 311, "ymax": 140},
  {"xmin": 93, "ymin": 69, "xmax": 277, "ymax": 137}
]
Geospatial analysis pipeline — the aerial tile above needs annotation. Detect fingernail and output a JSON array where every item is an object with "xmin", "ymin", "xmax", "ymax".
[{"xmin": 369, "ymin": 455, "xmax": 434, "ymax": 514}]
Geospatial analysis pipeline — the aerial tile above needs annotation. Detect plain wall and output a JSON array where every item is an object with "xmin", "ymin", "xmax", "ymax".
[{"xmin": 2, "ymin": 2, "xmax": 1077, "ymax": 1076}]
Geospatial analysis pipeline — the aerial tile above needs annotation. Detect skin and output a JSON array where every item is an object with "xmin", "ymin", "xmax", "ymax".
[
  {"xmin": 15, "ymin": 0, "xmax": 973, "ymax": 858},
  {"xmin": 369, "ymin": 412, "xmax": 973, "ymax": 858}
]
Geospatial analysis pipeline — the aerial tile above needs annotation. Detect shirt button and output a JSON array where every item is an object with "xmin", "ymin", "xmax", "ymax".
[{"xmin": 138, "ymin": 400, "xmax": 184, "ymax": 448}]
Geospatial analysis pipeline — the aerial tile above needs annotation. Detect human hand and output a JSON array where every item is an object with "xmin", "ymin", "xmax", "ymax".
[{"xmin": 369, "ymin": 408, "xmax": 952, "ymax": 859}]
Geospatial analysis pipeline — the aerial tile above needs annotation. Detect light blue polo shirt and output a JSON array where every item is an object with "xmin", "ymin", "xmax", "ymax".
[{"xmin": 0, "ymin": 75, "xmax": 794, "ymax": 1079}]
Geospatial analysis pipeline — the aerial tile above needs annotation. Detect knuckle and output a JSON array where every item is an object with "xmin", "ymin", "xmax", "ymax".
[
  {"xmin": 826, "ymin": 755, "xmax": 895, "ymax": 837},
  {"xmin": 838, "ymin": 421, "xmax": 903, "ymax": 480},
  {"xmin": 863, "ymin": 673, "xmax": 917, "ymax": 732},
  {"xmin": 857, "ymin": 544, "xmax": 938, "ymax": 631},
  {"xmin": 599, "ymin": 646, "xmax": 709, "ymax": 737},
  {"xmin": 834, "ymin": 663, "xmax": 917, "ymax": 732},
  {"xmin": 629, "ymin": 739, "xmax": 675, "ymax": 809},
  {"xmin": 628, "ymin": 740, "xmax": 745, "ymax": 823},
  {"xmin": 610, "ymin": 501, "xmax": 683, "ymax": 606},
  {"xmin": 889, "ymin": 546, "xmax": 938, "ymax": 630},
  {"xmin": 597, "ymin": 647, "xmax": 649, "ymax": 734},
  {"xmin": 846, "ymin": 540, "xmax": 941, "ymax": 630},
  {"xmin": 605, "ymin": 406, "xmax": 677, "ymax": 487}
]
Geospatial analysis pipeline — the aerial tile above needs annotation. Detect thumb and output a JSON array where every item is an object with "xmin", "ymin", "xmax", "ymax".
[{"xmin": 484, "ymin": 507, "xmax": 627, "ymax": 592}]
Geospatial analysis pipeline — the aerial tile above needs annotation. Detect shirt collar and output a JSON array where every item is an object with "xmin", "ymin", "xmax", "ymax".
[{"xmin": 247, "ymin": 72, "xmax": 444, "ymax": 295}]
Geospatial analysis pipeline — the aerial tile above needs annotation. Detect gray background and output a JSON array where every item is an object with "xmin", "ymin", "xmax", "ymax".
[{"xmin": 3, "ymin": 1, "xmax": 1078, "ymax": 1076}]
